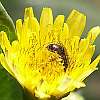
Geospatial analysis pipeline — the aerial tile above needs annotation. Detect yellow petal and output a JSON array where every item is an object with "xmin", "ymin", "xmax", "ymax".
[
  {"xmin": 40, "ymin": 8, "xmax": 53, "ymax": 45},
  {"xmin": 16, "ymin": 19, "xmax": 22, "ymax": 41},
  {"xmin": 87, "ymin": 26, "xmax": 100, "ymax": 44},
  {"xmin": 0, "ymin": 53, "xmax": 15, "ymax": 77},
  {"xmin": 77, "ymin": 55, "xmax": 100, "ymax": 81},
  {"xmin": 60, "ymin": 23, "xmax": 69, "ymax": 45},
  {"xmin": 0, "ymin": 31, "xmax": 11, "ymax": 53},
  {"xmin": 20, "ymin": 10, "xmax": 40, "ymax": 47},
  {"xmin": 90, "ymin": 55, "xmax": 100, "ymax": 69},
  {"xmin": 83, "ymin": 45, "xmax": 95, "ymax": 64},
  {"xmin": 20, "ymin": 18, "xmax": 29, "ymax": 46},
  {"xmin": 67, "ymin": 36, "xmax": 80, "ymax": 56},
  {"xmin": 53, "ymin": 15, "xmax": 64, "ymax": 42},
  {"xmin": 79, "ymin": 39, "xmax": 89, "ymax": 55},
  {"xmin": 70, "ymin": 36, "xmax": 80, "ymax": 51},
  {"xmin": 24, "ymin": 7, "xmax": 34, "ymax": 20},
  {"xmin": 66, "ymin": 9, "xmax": 86, "ymax": 37},
  {"xmin": 22, "ymin": 17, "xmax": 40, "ymax": 47},
  {"xmin": 27, "ymin": 17, "xmax": 40, "ymax": 46},
  {"xmin": 28, "ymin": 17, "xmax": 40, "ymax": 34}
]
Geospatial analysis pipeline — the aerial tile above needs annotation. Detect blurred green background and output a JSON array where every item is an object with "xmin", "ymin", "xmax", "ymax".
[{"xmin": 0, "ymin": 0, "xmax": 100, "ymax": 100}]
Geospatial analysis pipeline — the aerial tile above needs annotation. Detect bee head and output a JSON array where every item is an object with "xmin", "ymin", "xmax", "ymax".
[{"xmin": 47, "ymin": 44, "xmax": 60, "ymax": 53}]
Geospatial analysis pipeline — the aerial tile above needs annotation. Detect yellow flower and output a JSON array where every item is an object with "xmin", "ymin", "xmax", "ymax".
[{"xmin": 0, "ymin": 7, "xmax": 100, "ymax": 99}]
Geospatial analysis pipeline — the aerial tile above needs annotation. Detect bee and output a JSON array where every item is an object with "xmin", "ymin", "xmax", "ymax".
[{"xmin": 47, "ymin": 43, "xmax": 68, "ymax": 71}]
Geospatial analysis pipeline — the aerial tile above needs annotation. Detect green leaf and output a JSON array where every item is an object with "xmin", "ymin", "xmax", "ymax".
[
  {"xmin": 0, "ymin": 67, "xmax": 23, "ymax": 100},
  {"xmin": 0, "ymin": 2, "xmax": 15, "ymax": 33},
  {"xmin": 0, "ymin": 2, "xmax": 17, "ymax": 55},
  {"xmin": 0, "ymin": 2, "xmax": 17, "ymax": 42}
]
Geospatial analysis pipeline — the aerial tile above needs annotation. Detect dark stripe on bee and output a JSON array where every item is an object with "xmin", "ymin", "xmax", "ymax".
[{"xmin": 47, "ymin": 43, "xmax": 68, "ymax": 71}]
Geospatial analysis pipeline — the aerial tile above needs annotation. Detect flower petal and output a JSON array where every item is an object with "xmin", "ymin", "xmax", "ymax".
[
  {"xmin": 40, "ymin": 8, "xmax": 53, "ymax": 45},
  {"xmin": 27, "ymin": 17, "xmax": 40, "ymax": 47},
  {"xmin": 77, "ymin": 55, "xmax": 100, "ymax": 82},
  {"xmin": 28, "ymin": 17, "xmax": 40, "ymax": 34},
  {"xmin": 87, "ymin": 26, "xmax": 100, "ymax": 44},
  {"xmin": 0, "ymin": 53, "xmax": 15, "ymax": 77},
  {"xmin": 90, "ymin": 55, "xmax": 100, "ymax": 69},
  {"xmin": 24, "ymin": 7, "xmax": 34, "ymax": 20},
  {"xmin": 0, "ymin": 31, "xmax": 11, "ymax": 53},
  {"xmin": 16, "ymin": 19, "xmax": 22, "ymax": 41},
  {"xmin": 83, "ymin": 45, "xmax": 95, "ymax": 64},
  {"xmin": 53, "ymin": 15, "xmax": 64, "ymax": 42},
  {"xmin": 20, "ymin": 18, "xmax": 29, "ymax": 46},
  {"xmin": 60, "ymin": 23, "xmax": 69, "ymax": 45},
  {"xmin": 79, "ymin": 39, "xmax": 89, "ymax": 55},
  {"xmin": 66, "ymin": 9, "xmax": 86, "ymax": 37},
  {"xmin": 17, "ymin": 9, "xmax": 39, "ymax": 48}
]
